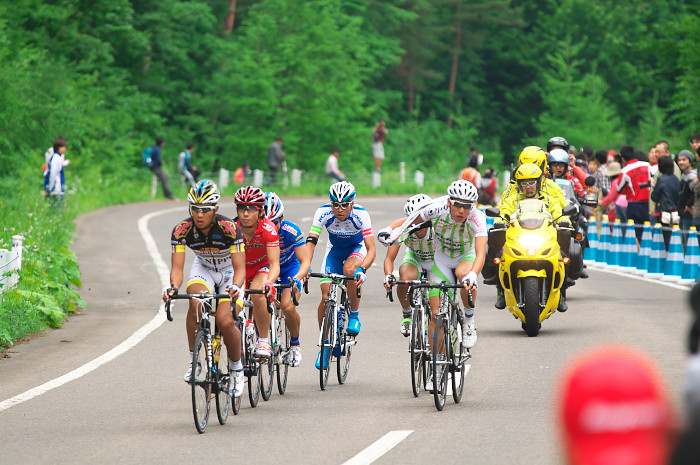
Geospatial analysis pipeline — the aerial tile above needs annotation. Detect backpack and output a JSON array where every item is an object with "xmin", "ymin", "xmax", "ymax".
[{"xmin": 141, "ymin": 147, "xmax": 153, "ymax": 168}]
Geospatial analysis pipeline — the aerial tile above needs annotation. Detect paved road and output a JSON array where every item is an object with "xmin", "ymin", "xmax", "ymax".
[{"xmin": 0, "ymin": 197, "xmax": 691, "ymax": 465}]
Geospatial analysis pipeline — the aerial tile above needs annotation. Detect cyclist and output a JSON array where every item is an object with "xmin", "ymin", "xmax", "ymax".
[
  {"xmin": 379, "ymin": 180, "xmax": 486, "ymax": 350},
  {"xmin": 163, "ymin": 180, "xmax": 246, "ymax": 397},
  {"xmin": 307, "ymin": 181, "xmax": 376, "ymax": 370},
  {"xmin": 234, "ymin": 186, "xmax": 280, "ymax": 358},
  {"xmin": 263, "ymin": 192, "xmax": 312, "ymax": 367},
  {"xmin": 382, "ymin": 194, "xmax": 435, "ymax": 336},
  {"xmin": 494, "ymin": 163, "xmax": 572, "ymax": 311}
]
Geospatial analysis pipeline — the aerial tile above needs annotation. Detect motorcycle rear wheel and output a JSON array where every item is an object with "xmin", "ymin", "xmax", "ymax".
[{"xmin": 522, "ymin": 277, "xmax": 541, "ymax": 337}]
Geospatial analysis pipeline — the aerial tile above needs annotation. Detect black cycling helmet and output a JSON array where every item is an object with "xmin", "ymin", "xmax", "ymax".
[{"xmin": 546, "ymin": 136, "xmax": 569, "ymax": 153}]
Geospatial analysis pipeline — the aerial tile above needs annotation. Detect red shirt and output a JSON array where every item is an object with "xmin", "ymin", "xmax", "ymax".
[
  {"xmin": 236, "ymin": 217, "xmax": 279, "ymax": 278},
  {"xmin": 617, "ymin": 159, "xmax": 651, "ymax": 202}
]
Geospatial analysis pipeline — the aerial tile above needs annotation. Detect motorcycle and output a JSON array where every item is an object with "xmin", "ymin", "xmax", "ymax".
[{"xmin": 486, "ymin": 199, "xmax": 577, "ymax": 337}]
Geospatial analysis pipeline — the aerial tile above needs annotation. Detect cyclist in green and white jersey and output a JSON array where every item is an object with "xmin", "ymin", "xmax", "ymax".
[
  {"xmin": 382, "ymin": 194, "xmax": 435, "ymax": 336},
  {"xmin": 378, "ymin": 181, "xmax": 487, "ymax": 349}
]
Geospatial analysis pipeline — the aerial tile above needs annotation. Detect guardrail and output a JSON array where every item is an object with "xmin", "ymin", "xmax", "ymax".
[{"xmin": 0, "ymin": 235, "xmax": 24, "ymax": 294}]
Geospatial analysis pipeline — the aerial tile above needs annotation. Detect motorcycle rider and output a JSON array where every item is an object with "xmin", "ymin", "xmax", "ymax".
[
  {"xmin": 547, "ymin": 136, "xmax": 589, "ymax": 186},
  {"xmin": 487, "ymin": 163, "xmax": 572, "ymax": 311}
]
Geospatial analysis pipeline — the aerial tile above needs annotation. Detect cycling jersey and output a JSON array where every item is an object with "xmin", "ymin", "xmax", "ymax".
[
  {"xmin": 309, "ymin": 204, "xmax": 373, "ymax": 249},
  {"xmin": 171, "ymin": 214, "xmax": 245, "ymax": 272},
  {"xmin": 418, "ymin": 197, "xmax": 487, "ymax": 258},
  {"xmin": 401, "ymin": 227, "xmax": 435, "ymax": 263},
  {"xmin": 279, "ymin": 220, "xmax": 305, "ymax": 267},
  {"xmin": 236, "ymin": 216, "xmax": 280, "ymax": 278}
]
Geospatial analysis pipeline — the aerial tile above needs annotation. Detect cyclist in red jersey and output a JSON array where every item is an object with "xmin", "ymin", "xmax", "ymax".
[{"xmin": 234, "ymin": 186, "xmax": 280, "ymax": 358}]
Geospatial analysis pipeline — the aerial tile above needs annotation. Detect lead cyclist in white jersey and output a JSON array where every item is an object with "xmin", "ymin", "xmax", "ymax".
[{"xmin": 379, "ymin": 180, "xmax": 487, "ymax": 349}]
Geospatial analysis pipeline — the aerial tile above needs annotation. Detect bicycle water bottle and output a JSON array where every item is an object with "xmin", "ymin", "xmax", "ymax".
[
  {"xmin": 337, "ymin": 306, "xmax": 345, "ymax": 332},
  {"xmin": 245, "ymin": 320, "xmax": 256, "ymax": 344}
]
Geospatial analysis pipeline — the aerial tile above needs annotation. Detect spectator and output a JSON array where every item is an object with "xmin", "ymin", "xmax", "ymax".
[
  {"xmin": 149, "ymin": 136, "xmax": 175, "ymax": 200},
  {"xmin": 325, "ymin": 149, "xmax": 345, "ymax": 182},
  {"xmin": 558, "ymin": 344, "xmax": 676, "ymax": 465},
  {"xmin": 468, "ymin": 145, "xmax": 484, "ymax": 167},
  {"xmin": 267, "ymin": 136, "xmax": 285, "ymax": 185},
  {"xmin": 233, "ymin": 162, "xmax": 251, "ymax": 185},
  {"xmin": 651, "ymin": 156, "xmax": 680, "ymax": 251},
  {"xmin": 478, "ymin": 167, "xmax": 498, "ymax": 206},
  {"xmin": 692, "ymin": 145, "xmax": 700, "ymax": 245},
  {"xmin": 601, "ymin": 162, "xmax": 627, "ymax": 225},
  {"xmin": 371, "ymin": 120, "xmax": 388, "ymax": 173},
  {"xmin": 460, "ymin": 155, "xmax": 481, "ymax": 188},
  {"xmin": 44, "ymin": 137, "xmax": 69, "ymax": 207},
  {"xmin": 648, "ymin": 145, "xmax": 659, "ymax": 177},
  {"xmin": 690, "ymin": 133, "xmax": 700, "ymax": 163},
  {"xmin": 589, "ymin": 150, "xmax": 610, "ymax": 233},
  {"xmin": 677, "ymin": 150, "xmax": 697, "ymax": 251},
  {"xmin": 178, "ymin": 143, "xmax": 199, "ymax": 187},
  {"xmin": 618, "ymin": 145, "xmax": 651, "ymax": 243}
]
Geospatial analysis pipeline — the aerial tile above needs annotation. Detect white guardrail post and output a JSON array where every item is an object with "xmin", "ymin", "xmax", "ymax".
[{"xmin": 0, "ymin": 235, "xmax": 24, "ymax": 294}]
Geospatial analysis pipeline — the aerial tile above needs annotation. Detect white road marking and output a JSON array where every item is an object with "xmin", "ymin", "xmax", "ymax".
[
  {"xmin": 341, "ymin": 430, "xmax": 413, "ymax": 465},
  {"xmin": 587, "ymin": 266, "xmax": 690, "ymax": 291},
  {"xmin": 0, "ymin": 207, "xmax": 179, "ymax": 413}
]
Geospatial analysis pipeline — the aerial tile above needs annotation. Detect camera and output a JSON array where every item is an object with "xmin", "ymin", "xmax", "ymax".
[{"xmin": 639, "ymin": 181, "xmax": 651, "ymax": 189}]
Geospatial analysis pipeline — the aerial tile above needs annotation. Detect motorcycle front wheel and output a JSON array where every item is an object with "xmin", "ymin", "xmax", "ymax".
[{"xmin": 522, "ymin": 277, "xmax": 541, "ymax": 337}]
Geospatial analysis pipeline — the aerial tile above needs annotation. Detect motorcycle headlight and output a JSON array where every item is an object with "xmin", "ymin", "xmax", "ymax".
[{"xmin": 518, "ymin": 233, "xmax": 544, "ymax": 256}]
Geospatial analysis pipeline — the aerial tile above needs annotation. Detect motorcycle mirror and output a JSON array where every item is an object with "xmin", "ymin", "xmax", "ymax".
[
  {"xmin": 485, "ymin": 207, "xmax": 500, "ymax": 218},
  {"xmin": 585, "ymin": 176, "xmax": 596, "ymax": 187}
]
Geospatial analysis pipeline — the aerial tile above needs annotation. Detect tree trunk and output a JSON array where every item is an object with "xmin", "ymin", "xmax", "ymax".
[
  {"xmin": 447, "ymin": 4, "xmax": 462, "ymax": 128},
  {"xmin": 224, "ymin": 0, "xmax": 237, "ymax": 34}
]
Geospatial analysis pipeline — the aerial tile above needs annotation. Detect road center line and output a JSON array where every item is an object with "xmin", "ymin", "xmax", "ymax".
[
  {"xmin": 0, "ymin": 206, "xmax": 178, "ymax": 413},
  {"xmin": 341, "ymin": 430, "xmax": 413, "ymax": 465}
]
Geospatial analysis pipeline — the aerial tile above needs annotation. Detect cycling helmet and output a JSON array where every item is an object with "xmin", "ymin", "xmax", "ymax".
[
  {"xmin": 447, "ymin": 180, "xmax": 479, "ymax": 202},
  {"xmin": 517, "ymin": 146, "xmax": 547, "ymax": 172},
  {"xmin": 264, "ymin": 192, "xmax": 285, "ymax": 221},
  {"xmin": 547, "ymin": 148, "xmax": 570, "ymax": 165},
  {"xmin": 404, "ymin": 194, "xmax": 432, "ymax": 216},
  {"xmin": 234, "ymin": 185, "xmax": 266, "ymax": 206},
  {"xmin": 514, "ymin": 163, "xmax": 543, "ymax": 192},
  {"xmin": 329, "ymin": 181, "xmax": 356, "ymax": 203},
  {"xmin": 546, "ymin": 136, "xmax": 569, "ymax": 153},
  {"xmin": 188, "ymin": 180, "xmax": 220, "ymax": 205}
]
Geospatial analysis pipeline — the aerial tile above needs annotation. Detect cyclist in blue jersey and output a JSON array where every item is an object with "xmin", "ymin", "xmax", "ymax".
[
  {"xmin": 263, "ymin": 192, "xmax": 312, "ymax": 367},
  {"xmin": 306, "ymin": 181, "xmax": 376, "ymax": 370}
]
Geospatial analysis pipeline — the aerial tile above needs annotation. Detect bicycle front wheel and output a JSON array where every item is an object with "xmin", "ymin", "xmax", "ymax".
[
  {"xmin": 215, "ymin": 338, "xmax": 231, "ymax": 425},
  {"xmin": 451, "ymin": 309, "xmax": 466, "ymax": 404},
  {"xmin": 260, "ymin": 315, "xmax": 275, "ymax": 401},
  {"xmin": 319, "ymin": 302, "xmax": 334, "ymax": 391},
  {"xmin": 247, "ymin": 336, "xmax": 261, "ymax": 408},
  {"xmin": 432, "ymin": 314, "xmax": 449, "ymax": 412},
  {"xmin": 410, "ymin": 306, "xmax": 425, "ymax": 397},
  {"xmin": 337, "ymin": 331, "xmax": 352, "ymax": 384},
  {"xmin": 276, "ymin": 310, "xmax": 290, "ymax": 395},
  {"xmin": 192, "ymin": 330, "xmax": 212, "ymax": 433}
]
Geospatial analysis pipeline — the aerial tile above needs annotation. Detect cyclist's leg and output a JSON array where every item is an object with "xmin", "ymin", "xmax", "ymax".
[
  {"xmin": 343, "ymin": 244, "xmax": 367, "ymax": 335},
  {"xmin": 214, "ymin": 270, "xmax": 242, "ymax": 363},
  {"xmin": 249, "ymin": 268, "xmax": 272, "ymax": 355},
  {"xmin": 398, "ymin": 258, "xmax": 420, "ymax": 335},
  {"xmin": 279, "ymin": 263, "xmax": 301, "ymax": 339},
  {"xmin": 455, "ymin": 256, "xmax": 478, "ymax": 348},
  {"xmin": 184, "ymin": 262, "xmax": 214, "ymax": 351}
]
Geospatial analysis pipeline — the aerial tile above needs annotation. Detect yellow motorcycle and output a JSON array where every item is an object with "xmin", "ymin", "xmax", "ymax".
[{"xmin": 486, "ymin": 199, "xmax": 576, "ymax": 337}]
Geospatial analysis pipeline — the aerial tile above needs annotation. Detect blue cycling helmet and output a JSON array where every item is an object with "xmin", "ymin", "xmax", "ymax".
[
  {"xmin": 264, "ymin": 192, "xmax": 285, "ymax": 221},
  {"xmin": 329, "ymin": 181, "xmax": 356, "ymax": 202}
]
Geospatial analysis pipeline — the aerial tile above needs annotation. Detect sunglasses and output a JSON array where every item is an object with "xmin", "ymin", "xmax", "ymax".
[
  {"xmin": 236, "ymin": 204, "xmax": 260, "ymax": 212},
  {"xmin": 450, "ymin": 199, "xmax": 473, "ymax": 210},
  {"xmin": 331, "ymin": 201, "xmax": 351, "ymax": 210},
  {"xmin": 190, "ymin": 205, "xmax": 216, "ymax": 213},
  {"xmin": 519, "ymin": 180, "xmax": 538, "ymax": 187}
]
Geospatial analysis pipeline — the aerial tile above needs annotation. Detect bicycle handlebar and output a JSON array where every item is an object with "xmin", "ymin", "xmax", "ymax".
[
  {"xmin": 274, "ymin": 277, "xmax": 299, "ymax": 306},
  {"xmin": 385, "ymin": 280, "xmax": 473, "ymax": 307},
  {"xmin": 307, "ymin": 272, "xmax": 361, "ymax": 298},
  {"xmin": 164, "ymin": 292, "xmax": 231, "ymax": 322}
]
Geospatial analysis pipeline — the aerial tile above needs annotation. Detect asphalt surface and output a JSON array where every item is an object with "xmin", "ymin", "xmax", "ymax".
[{"xmin": 0, "ymin": 197, "xmax": 691, "ymax": 465}]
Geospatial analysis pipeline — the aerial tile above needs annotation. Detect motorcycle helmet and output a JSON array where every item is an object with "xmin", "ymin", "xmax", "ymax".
[
  {"xmin": 546, "ymin": 136, "xmax": 569, "ymax": 153},
  {"xmin": 514, "ymin": 163, "xmax": 543, "ymax": 193},
  {"xmin": 518, "ymin": 146, "xmax": 547, "ymax": 173},
  {"xmin": 547, "ymin": 148, "xmax": 570, "ymax": 165}
]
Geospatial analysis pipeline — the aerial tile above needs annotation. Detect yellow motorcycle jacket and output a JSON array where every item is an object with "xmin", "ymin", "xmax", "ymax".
[
  {"xmin": 500, "ymin": 181, "xmax": 566, "ymax": 221},
  {"xmin": 501, "ymin": 177, "xmax": 568, "ymax": 211}
]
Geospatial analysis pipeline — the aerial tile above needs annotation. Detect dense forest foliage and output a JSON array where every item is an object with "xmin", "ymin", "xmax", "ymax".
[
  {"xmin": 1, "ymin": 0, "xmax": 699, "ymax": 179},
  {"xmin": 1, "ymin": 0, "xmax": 699, "ymax": 347}
]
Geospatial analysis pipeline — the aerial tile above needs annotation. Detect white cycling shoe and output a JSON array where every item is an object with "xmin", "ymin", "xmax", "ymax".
[
  {"xmin": 462, "ymin": 323, "xmax": 477, "ymax": 349},
  {"xmin": 183, "ymin": 362, "xmax": 201, "ymax": 383},
  {"xmin": 230, "ymin": 369, "xmax": 245, "ymax": 397},
  {"xmin": 289, "ymin": 345, "xmax": 302, "ymax": 367}
]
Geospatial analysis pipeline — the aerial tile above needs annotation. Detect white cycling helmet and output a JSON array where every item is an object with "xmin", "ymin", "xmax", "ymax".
[
  {"xmin": 329, "ymin": 181, "xmax": 356, "ymax": 203},
  {"xmin": 404, "ymin": 194, "xmax": 432, "ymax": 216},
  {"xmin": 447, "ymin": 180, "xmax": 478, "ymax": 202},
  {"xmin": 264, "ymin": 192, "xmax": 284, "ymax": 222}
]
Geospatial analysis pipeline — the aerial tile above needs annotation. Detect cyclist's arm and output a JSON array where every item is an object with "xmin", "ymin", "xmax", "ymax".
[
  {"xmin": 169, "ymin": 250, "xmax": 185, "ymax": 290},
  {"xmin": 305, "ymin": 232, "xmax": 319, "ymax": 264},
  {"xmin": 383, "ymin": 244, "xmax": 400, "ymax": 275},
  {"xmin": 471, "ymin": 236, "xmax": 487, "ymax": 276},
  {"xmin": 293, "ymin": 241, "xmax": 312, "ymax": 281},
  {"xmin": 231, "ymin": 249, "xmax": 246, "ymax": 288},
  {"xmin": 266, "ymin": 244, "xmax": 281, "ymax": 286},
  {"xmin": 360, "ymin": 234, "xmax": 376, "ymax": 271}
]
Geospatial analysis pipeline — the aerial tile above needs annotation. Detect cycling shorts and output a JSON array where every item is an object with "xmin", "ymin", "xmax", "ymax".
[
  {"xmin": 279, "ymin": 261, "xmax": 300, "ymax": 288},
  {"xmin": 187, "ymin": 260, "xmax": 239, "ymax": 305},
  {"xmin": 320, "ymin": 241, "xmax": 366, "ymax": 283},
  {"xmin": 401, "ymin": 250, "xmax": 439, "ymax": 298},
  {"xmin": 245, "ymin": 264, "xmax": 270, "ymax": 288},
  {"xmin": 430, "ymin": 249, "xmax": 474, "ymax": 287}
]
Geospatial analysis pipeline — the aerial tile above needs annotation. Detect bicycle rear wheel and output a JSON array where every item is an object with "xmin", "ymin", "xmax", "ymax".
[
  {"xmin": 410, "ymin": 306, "xmax": 425, "ymax": 397},
  {"xmin": 432, "ymin": 315, "xmax": 449, "ymax": 412},
  {"xmin": 192, "ymin": 330, "xmax": 212, "ymax": 433},
  {"xmin": 319, "ymin": 302, "xmax": 334, "ymax": 390},
  {"xmin": 260, "ymin": 315, "xmax": 275, "ymax": 401},
  {"xmin": 247, "ymin": 337, "xmax": 261, "ymax": 408},
  {"xmin": 451, "ymin": 309, "xmax": 466, "ymax": 404},
  {"xmin": 276, "ymin": 310, "xmax": 290, "ymax": 395},
  {"xmin": 214, "ymin": 337, "xmax": 231, "ymax": 424}
]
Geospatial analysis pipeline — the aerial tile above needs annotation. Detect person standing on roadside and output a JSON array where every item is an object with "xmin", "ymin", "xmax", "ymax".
[
  {"xmin": 44, "ymin": 137, "xmax": 69, "ymax": 207},
  {"xmin": 150, "ymin": 136, "xmax": 175, "ymax": 200},
  {"xmin": 267, "ymin": 137, "xmax": 285, "ymax": 186},
  {"xmin": 178, "ymin": 143, "xmax": 199, "ymax": 187},
  {"xmin": 325, "ymin": 149, "xmax": 345, "ymax": 182},
  {"xmin": 371, "ymin": 120, "xmax": 388, "ymax": 173}
]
